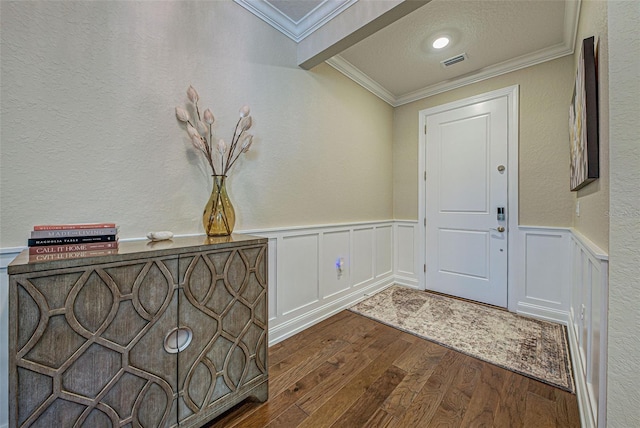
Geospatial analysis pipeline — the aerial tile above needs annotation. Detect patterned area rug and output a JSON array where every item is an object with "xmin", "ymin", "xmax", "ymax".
[{"xmin": 349, "ymin": 285, "xmax": 574, "ymax": 392}]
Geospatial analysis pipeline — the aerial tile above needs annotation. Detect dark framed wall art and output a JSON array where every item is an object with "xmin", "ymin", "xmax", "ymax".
[{"xmin": 569, "ymin": 36, "xmax": 599, "ymax": 191}]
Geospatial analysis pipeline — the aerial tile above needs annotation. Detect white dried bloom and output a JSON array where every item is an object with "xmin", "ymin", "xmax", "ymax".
[
  {"xmin": 190, "ymin": 134, "xmax": 206, "ymax": 152},
  {"xmin": 175, "ymin": 106, "xmax": 189, "ymax": 122},
  {"xmin": 216, "ymin": 138, "xmax": 227, "ymax": 155},
  {"xmin": 187, "ymin": 85, "xmax": 199, "ymax": 103},
  {"xmin": 203, "ymin": 109, "xmax": 215, "ymax": 124},
  {"xmin": 197, "ymin": 120, "xmax": 208, "ymax": 136},
  {"xmin": 239, "ymin": 105, "xmax": 250, "ymax": 118},
  {"xmin": 186, "ymin": 124, "xmax": 200, "ymax": 140},
  {"xmin": 240, "ymin": 115, "xmax": 252, "ymax": 131},
  {"xmin": 241, "ymin": 135, "xmax": 254, "ymax": 153}
]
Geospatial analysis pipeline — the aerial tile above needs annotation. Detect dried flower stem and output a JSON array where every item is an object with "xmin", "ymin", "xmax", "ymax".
[
  {"xmin": 226, "ymin": 118, "xmax": 243, "ymax": 170},
  {"xmin": 176, "ymin": 86, "xmax": 255, "ymax": 177}
]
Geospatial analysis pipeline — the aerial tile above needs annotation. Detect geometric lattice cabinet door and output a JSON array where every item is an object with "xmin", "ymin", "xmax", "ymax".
[
  {"xmin": 10, "ymin": 256, "xmax": 180, "ymax": 428},
  {"xmin": 177, "ymin": 245, "xmax": 268, "ymax": 426},
  {"xmin": 8, "ymin": 235, "xmax": 268, "ymax": 428}
]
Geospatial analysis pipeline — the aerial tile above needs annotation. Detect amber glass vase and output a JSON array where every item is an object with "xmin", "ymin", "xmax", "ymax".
[{"xmin": 202, "ymin": 175, "xmax": 235, "ymax": 236}]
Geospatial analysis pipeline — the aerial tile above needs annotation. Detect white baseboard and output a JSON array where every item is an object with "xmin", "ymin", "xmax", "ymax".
[
  {"xmin": 516, "ymin": 302, "xmax": 570, "ymax": 325},
  {"xmin": 268, "ymin": 278, "xmax": 394, "ymax": 346},
  {"xmin": 392, "ymin": 275, "xmax": 420, "ymax": 290}
]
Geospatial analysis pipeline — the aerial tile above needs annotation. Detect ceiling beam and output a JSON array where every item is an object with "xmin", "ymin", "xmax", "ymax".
[{"xmin": 297, "ymin": 0, "xmax": 430, "ymax": 70}]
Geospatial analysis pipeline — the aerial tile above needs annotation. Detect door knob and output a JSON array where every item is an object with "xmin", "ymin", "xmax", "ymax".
[{"xmin": 490, "ymin": 226, "xmax": 505, "ymax": 233}]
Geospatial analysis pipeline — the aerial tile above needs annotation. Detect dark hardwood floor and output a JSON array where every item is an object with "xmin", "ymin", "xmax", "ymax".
[{"xmin": 206, "ymin": 310, "xmax": 580, "ymax": 427}]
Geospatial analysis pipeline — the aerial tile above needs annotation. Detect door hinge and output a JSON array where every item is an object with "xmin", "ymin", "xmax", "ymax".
[
  {"xmin": 424, "ymin": 171, "xmax": 427, "ymax": 181},
  {"xmin": 424, "ymin": 218, "xmax": 427, "ymax": 226},
  {"xmin": 424, "ymin": 264, "xmax": 426, "ymax": 273}
]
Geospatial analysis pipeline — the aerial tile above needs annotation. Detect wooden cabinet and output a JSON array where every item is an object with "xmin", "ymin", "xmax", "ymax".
[{"xmin": 7, "ymin": 234, "xmax": 268, "ymax": 428}]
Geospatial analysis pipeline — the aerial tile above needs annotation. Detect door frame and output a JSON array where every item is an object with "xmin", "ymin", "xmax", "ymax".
[{"xmin": 417, "ymin": 85, "xmax": 519, "ymax": 312}]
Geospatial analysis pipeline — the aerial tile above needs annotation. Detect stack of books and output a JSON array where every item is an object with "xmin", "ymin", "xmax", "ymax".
[{"xmin": 28, "ymin": 222, "xmax": 119, "ymax": 261}]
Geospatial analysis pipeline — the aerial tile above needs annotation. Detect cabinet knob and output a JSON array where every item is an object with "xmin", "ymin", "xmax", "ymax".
[{"xmin": 164, "ymin": 327, "xmax": 193, "ymax": 353}]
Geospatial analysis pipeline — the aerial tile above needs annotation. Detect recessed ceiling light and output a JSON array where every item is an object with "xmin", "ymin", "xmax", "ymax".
[{"xmin": 432, "ymin": 37, "xmax": 450, "ymax": 49}]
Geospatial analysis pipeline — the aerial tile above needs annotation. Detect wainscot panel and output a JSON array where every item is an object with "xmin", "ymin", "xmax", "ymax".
[
  {"xmin": 568, "ymin": 230, "xmax": 608, "ymax": 428},
  {"xmin": 280, "ymin": 233, "xmax": 320, "ymax": 316},
  {"xmin": 242, "ymin": 221, "xmax": 397, "ymax": 345},
  {"xmin": 321, "ymin": 230, "xmax": 351, "ymax": 299},
  {"xmin": 513, "ymin": 226, "xmax": 609, "ymax": 427},
  {"xmin": 393, "ymin": 221, "xmax": 420, "ymax": 289},
  {"xmin": 352, "ymin": 227, "xmax": 375, "ymax": 287},
  {"xmin": 1, "ymin": 247, "xmax": 29, "ymax": 428},
  {"xmin": 375, "ymin": 226, "xmax": 393, "ymax": 277},
  {"xmin": 516, "ymin": 227, "xmax": 572, "ymax": 324}
]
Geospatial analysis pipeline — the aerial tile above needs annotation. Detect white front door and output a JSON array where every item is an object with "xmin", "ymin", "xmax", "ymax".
[{"xmin": 425, "ymin": 96, "xmax": 509, "ymax": 307}]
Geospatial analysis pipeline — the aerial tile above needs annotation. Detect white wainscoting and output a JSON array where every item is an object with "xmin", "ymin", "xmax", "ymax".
[
  {"xmin": 568, "ymin": 230, "xmax": 608, "ymax": 428},
  {"xmin": 0, "ymin": 222, "xmax": 607, "ymax": 428},
  {"xmin": 242, "ymin": 221, "xmax": 399, "ymax": 345},
  {"xmin": 512, "ymin": 226, "xmax": 609, "ymax": 427},
  {"xmin": 1, "ymin": 247, "xmax": 23, "ymax": 428},
  {"xmin": 0, "ymin": 222, "xmax": 401, "ymax": 427},
  {"xmin": 515, "ymin": 227, "xmax": 572, "ymax": 324},
  {"xmin": 393, "ymin": 220, "xmax": 421, "ymax": 289}
]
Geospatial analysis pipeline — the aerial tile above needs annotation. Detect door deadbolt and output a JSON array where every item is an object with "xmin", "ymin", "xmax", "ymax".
[{"xmin": 497, "ymin": 165, "xmax": 505, "ymax": 172}]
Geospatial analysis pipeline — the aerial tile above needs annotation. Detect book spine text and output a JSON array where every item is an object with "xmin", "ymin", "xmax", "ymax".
[
  {"xmin": 33, "ymin": 223, "xmax": 116, "ymax": 231},
  {"xmin": 28, "ymin": 235, "xmax": 117, "ymax": 247},
  {"xmin": 29, "ymin": 242, "xmax": 119, "ymax": 254},
  {"xmin": 30, "ymin": 227, "xmax": 118, "ymax": 238}
]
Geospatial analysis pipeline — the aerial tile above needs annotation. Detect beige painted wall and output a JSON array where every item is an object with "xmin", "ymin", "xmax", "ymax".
[
  {"xmin": 0, "ymin": 1, "xmax": 393, "ymax": 248},
  {"xmin": 607, "ymin": 2, "xmax": 640, "ymax": 425},
  {"xmin": 570, "ymin": 0, "xmax": 610, "ymax": 251},
  {"xmin": 393, "ymin": 56, "xmax": 575, "ymax": 226}
]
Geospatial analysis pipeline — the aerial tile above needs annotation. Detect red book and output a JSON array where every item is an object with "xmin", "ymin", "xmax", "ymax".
[
  {"xmin": 28, "ymin": 241, "xmax": 119, "ymax": 255},
  {"xmin": 33, "ymin": 223, "xmax": 117, "ymax": 231}
]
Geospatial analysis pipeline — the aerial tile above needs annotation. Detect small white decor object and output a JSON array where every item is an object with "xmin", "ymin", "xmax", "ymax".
[{"xmin": 146, "ymin": 231, "xmax": 174, "ymax": 241}]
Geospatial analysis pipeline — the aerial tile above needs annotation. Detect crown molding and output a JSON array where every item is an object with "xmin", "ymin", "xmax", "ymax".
[
  {"xmin": 325, "ymin": 56, "xmax": 396, "ymax": 105},
  {"xmin": 564, "ymin": 0, "xmax": 582, "ymax": 54},
  {"xmin": 328, "ymin": 0, "xmax": 581, "ymax": 107},
  {"xmin": 394, "ymin": 42, "xmax": 575, "ymax": 106},
  {"xmin": 234, "ymin": 0, "xmax": 357, "ymax": 43}
]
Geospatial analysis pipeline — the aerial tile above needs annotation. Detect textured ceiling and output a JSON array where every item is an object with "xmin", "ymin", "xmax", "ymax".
[
  {"xmin": 339, "ymin": 0, "xmax": 566, "ymax": 96},
  {"xmin": 267, "ymin": 0, "xmax": 324, "ymax": 23},
  {"xmin": 236, "ymin": 0, "xmax": 580, "ymax": 106},
  {"xmin": 235, "ymin": 0, "xmax": 357, "ymax": 42}
]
